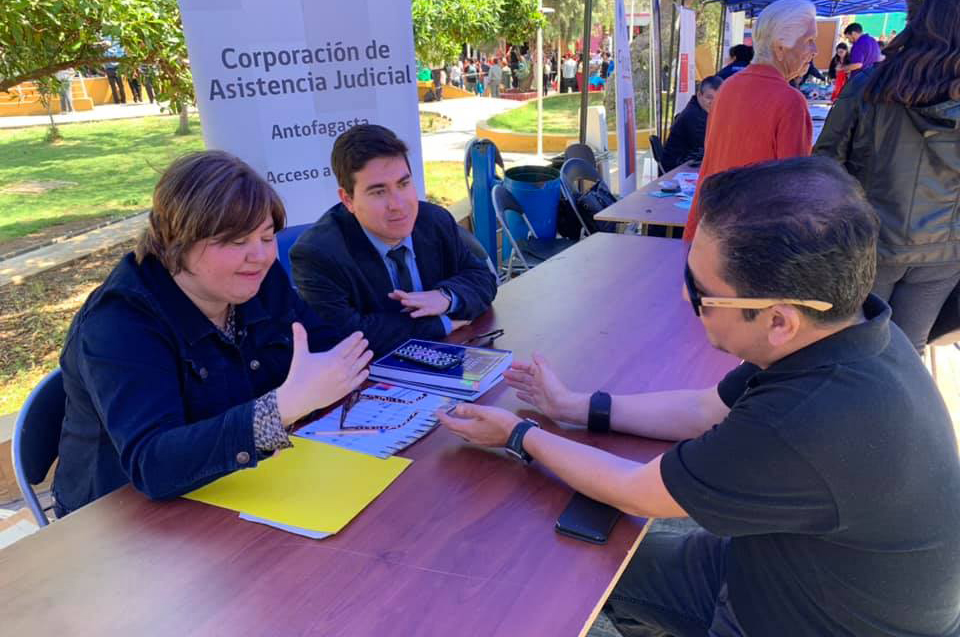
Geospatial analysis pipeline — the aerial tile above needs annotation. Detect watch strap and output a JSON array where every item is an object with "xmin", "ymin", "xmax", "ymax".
[
  {"xmin": 438, "ymin": 287, "xmax": 453, "ymax": 309},
  {"xmin": 588, "ymin": 391, "xmax": 612, "ymax": 433},
  {"xmin": 505, "ymin": 419, "xmax": 538, "ymax": 463}
]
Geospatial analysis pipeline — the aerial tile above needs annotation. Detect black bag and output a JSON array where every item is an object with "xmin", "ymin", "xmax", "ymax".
[
  {"xmin": 557, "ymin": 180, "xmax": 618, "ymax": 240},
  {"xmin": 578, "ymin": 179, "xmax": 617, "ymax": 217}
]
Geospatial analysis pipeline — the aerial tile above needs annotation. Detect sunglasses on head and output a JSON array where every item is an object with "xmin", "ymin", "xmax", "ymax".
[{"xmin": 683, "ymin": 262, "xmax": 833, "ymax": 317}]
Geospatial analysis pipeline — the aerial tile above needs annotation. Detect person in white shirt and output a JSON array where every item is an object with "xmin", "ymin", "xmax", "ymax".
[
  {"xmin": 449, "ymin": 62, "xmax": 462, "ymax": 88},
  {"xmin": 55, "ymin": 68, "xmax": 76, "ymax": 113},
  {"xmin": 561, "ymin": 55, "xmax": 578, "ymax": 93}
]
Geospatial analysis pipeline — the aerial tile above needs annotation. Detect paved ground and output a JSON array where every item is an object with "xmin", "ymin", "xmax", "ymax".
[
  {"xmin": 0, "ymin": 102, "xmax": 169, "ymax": 129},
  {"xmin": 0, "ymin": 212, "xmax": 148, "ymax": 286},
  {"xmin": 418, "ymin": 96, "xmax": 540, "ymax": 164}
]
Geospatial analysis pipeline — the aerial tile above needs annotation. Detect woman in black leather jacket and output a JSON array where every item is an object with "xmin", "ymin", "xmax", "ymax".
[{"xmin": 815, "ymin": 0, "xmax": 960, "ymax": 351}]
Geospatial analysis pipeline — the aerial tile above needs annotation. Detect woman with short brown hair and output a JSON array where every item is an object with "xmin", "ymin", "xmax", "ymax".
[{"xmin": 53, "ymin": 151, "xmax": 369, "ymax": 516}]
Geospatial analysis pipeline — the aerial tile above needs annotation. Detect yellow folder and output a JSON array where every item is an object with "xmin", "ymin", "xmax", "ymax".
[{"xmin": 184, "ymin": 438, "xmax": 412, "ymax": 534}]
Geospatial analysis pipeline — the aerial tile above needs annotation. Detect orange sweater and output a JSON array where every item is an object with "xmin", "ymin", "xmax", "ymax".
[{"xmin": 683, "ymin": 64, "xmax": 813, "ymax": 241}]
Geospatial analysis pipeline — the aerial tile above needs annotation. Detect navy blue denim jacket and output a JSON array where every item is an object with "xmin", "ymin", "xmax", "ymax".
[{"xmin": 53, "ymin": 253, "xmax": 341, "ymax": 515}]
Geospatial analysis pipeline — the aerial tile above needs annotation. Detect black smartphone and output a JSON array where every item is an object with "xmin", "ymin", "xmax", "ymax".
[{"xmin": 555, "ymin": 492, "xmax": 621, "ymax": 544}]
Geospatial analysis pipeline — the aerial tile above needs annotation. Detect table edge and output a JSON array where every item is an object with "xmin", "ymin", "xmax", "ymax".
[{"xmin": 576, "ymin": 516, "xmax": 655, "ymax": 637}]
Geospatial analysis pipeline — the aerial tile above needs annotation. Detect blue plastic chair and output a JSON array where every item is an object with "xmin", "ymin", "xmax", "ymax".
[
  {"xmin": 276, "ymin": 223, "xmax": 311, "ymax": 284},
  {"xmin": 12, "ymin": 368, "xmax": 65, "ymax": 526}
]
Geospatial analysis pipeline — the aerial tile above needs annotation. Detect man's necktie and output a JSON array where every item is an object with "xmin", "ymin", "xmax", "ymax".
[{"xmin": 387, "ymin": 245, "xmax": 414, "ymax": 292}]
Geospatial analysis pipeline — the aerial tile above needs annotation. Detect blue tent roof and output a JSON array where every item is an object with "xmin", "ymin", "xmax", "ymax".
[{"xmin": 720, "ymin": 0, "xmax": 906, "ymax": 17}]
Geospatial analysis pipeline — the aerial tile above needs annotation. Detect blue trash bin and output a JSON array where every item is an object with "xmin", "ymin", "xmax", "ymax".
[{"xmin": 502, "ymin": 166, "xmax": 561, "ymax": 261}]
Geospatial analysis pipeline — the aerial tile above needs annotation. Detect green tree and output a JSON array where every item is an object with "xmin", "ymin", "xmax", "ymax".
[
  {"xmin": 543, "ymin": 0, "xmax": 614, "ymax": 51},
  {"xmin": 0, "ymin": 0, "xmax": 193, "ymax": 132},
  {"xmin": 412, "ymin": 0, "xmax": 543, "ymax": 66},
  {"xmin": 499, "ymin": 0, "xmax": 545, "ymax": 45}
]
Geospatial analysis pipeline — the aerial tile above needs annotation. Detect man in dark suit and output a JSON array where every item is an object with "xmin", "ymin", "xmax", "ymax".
[
  {"xmin": 661, "ymin": 75, "xmax": 722, "ymax": 172},
  {"xmin": 291, "ymin": 124, "xmax": 498, "ymax": 356}
]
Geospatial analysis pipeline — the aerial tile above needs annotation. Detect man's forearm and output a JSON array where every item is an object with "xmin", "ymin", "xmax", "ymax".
[
  {"xmin": 522, "ymin": 429, "xmax": 686, "ymax": 518},
  {"xmin": 560, "ymin": 387, "xmax": 724, "ymax": 441},
  {"xmin": 613, "ymin": 389, "xmax": 725, "ymax": 440}
]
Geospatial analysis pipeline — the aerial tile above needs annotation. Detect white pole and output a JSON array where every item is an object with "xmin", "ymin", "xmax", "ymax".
[
  {"xmin": 557, "ymin": 36, "xmax": 561, "ymax": 73},
  {"xmin": 537, "ymin": 0, "xmax": 544, "ymax": 158}
]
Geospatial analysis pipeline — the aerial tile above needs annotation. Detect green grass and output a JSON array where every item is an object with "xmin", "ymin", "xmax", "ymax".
[
  {"xmin": 0, "ymin": 115, "xmax": 206, "ymax": 244},
  {"xmin": 424, "ymin": 161, "xmax": 466, "ymax": 209},
  {"xmin": 486, "ymin": 93, "xmax": 650, "ymax": 134},
  {"xmin": 0, "ymin": 113, "xmax": 461, "ymax": 246}
]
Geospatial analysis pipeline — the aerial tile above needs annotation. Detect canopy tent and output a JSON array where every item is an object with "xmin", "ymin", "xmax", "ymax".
[{"xmin": 718, "ymin": 0, "xmax": 906, "ymax": 17}]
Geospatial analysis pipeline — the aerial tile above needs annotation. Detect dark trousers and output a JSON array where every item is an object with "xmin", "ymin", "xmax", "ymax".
[
  {"xmin": 143, "ymin": 75, "xmax": 156, "ymax": 102},
  {"xmin": 106, "ymin": 68, "xmax": 126, "ymax": 104},
  {"xmin": 605, "ymin": 525, "xmax": 746, "ymax": 637},
  {"xmin": 139, "ymin": 67, "xmax": 157, "ymax": 102},
  {"xmin": 872, "ymin": 263, "xmax": 960, "ymax": 352},
  {"xmin": 128, "ymin": 76, "xmax": 142, "ymax": 102},
  {"xmin": 561, "ymin": 77, "xmax": 575, "ymax": 93},
  {"xmin": 59, "ymin": 85, "xmax": 74, "ymax": 112}
]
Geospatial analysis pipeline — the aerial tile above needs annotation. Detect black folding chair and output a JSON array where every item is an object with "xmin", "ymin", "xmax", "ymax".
[
  {"xmin": 649, "ymin": 134, "xmax": 666, "ymax": 176},
  {"xmin": 456, "ymin": 224, "xmax": 498, "ymax": 278},
  {"xmin": 491, "ymin": 184, "xmax": 575, "ymax": 279},
  {"xmin": 559, "ymin": 158, "xmax": 612, "ymax": 238},
  {"xmin": 563, "ymin": 143, "xmax": 598, "ymax": 171}
]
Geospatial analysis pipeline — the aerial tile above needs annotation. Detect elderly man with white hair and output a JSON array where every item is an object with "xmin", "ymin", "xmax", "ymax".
[{"xmin": 683, "ymin": 0, "xmax": 817, "ymax": 241}]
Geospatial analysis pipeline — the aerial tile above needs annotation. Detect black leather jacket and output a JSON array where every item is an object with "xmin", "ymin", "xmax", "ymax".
[{"xmin": 815, "ymin": 71, "xmax": 960, "ymax": 266}]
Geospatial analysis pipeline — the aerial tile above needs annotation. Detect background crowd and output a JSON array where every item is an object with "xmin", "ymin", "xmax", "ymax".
[{"xmin": 428, "ymin": 43, "xmax": 614, "ymax": 100}]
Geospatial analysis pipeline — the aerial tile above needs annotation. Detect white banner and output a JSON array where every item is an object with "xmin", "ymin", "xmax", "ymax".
[
  {"xmin": 675, "ymin": 7, "xmax": 697, "ymax": 113},
  {"xmin": 723, "ymin": 11, "xmax": 746, "ymax": 61},
  {"xmin": 177, "ymin": 0, "xmax": 425, "ymax": 226},
  {"xmin": 614, "ymin": 0, "xmax": 638, "ymax": 197}
]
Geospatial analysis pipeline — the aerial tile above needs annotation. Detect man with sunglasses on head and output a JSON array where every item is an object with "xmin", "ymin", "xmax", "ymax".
[{"xmin": 438, "ymin": 156, "xmax": 960, "ymax": 636}]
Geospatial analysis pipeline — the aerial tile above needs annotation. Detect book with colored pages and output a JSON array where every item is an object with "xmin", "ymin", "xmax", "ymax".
[
  {"xmin": 367, "ymin": 374, "xmax": 504, "ymax": 401},
  {"xmin": 370, "ymin": 339, "xmax": 512, "ymax": 394}
]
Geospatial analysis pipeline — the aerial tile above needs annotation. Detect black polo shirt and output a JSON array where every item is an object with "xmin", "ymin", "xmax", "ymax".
[{"xmin": 661, "ymin": 296, "xmax": 960, "ymax": 636}]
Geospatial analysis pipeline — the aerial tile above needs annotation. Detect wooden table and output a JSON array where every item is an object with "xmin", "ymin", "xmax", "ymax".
[
  {"xmin": 0, "ymin": 235, "xmax": 737, "ymax": 637},
  {"xmin": 595, "ymin": 163, "xmax": 699, "ymax": 236},
  {"xmin": 810, "ymin": 102, "xmax": 831, "ymax": 146}
]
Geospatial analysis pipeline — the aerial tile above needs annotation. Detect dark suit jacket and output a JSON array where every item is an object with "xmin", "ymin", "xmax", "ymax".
[
  {"xmin": 661, "ymin": 96, "xmax": 708, "ymax": 172},
  {"xmin": 290, "ymin": 201, "xmax": 498, "ymax": 356}
]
